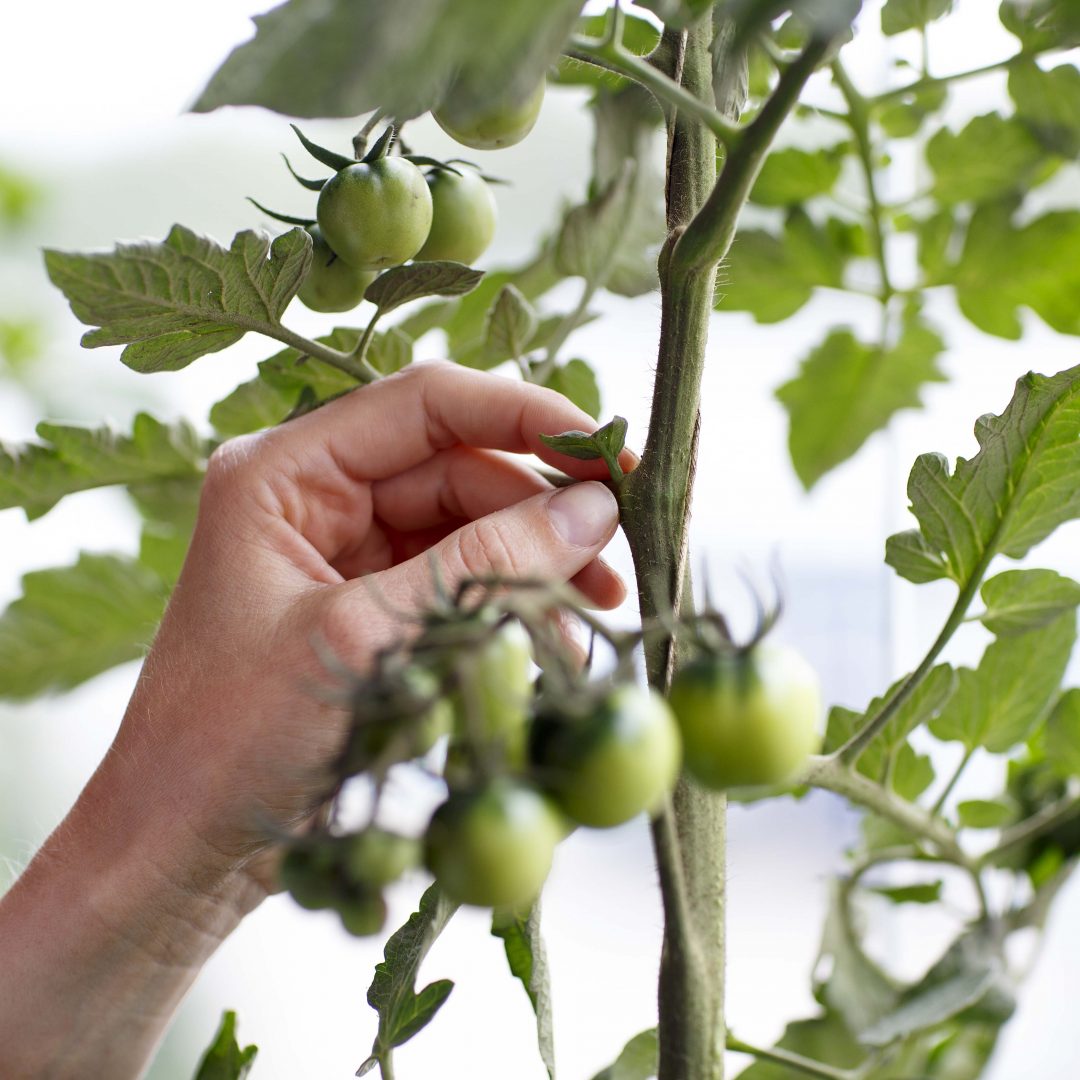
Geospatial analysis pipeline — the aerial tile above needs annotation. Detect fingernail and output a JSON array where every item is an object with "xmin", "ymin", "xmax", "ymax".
[{"xmin": 548, "ymin": 482, "xmax": 619, "ymax": 547}]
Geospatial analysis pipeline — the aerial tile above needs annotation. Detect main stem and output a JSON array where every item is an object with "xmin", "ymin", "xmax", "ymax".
[{"xmin": 621, "ymin": 21, "xmax": 727, "ymax": 1080}]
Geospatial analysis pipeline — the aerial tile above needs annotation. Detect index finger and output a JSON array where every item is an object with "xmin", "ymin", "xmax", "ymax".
[{"xmin": 258, "ymin": 361, "xmax": 637, "ymax": 483}]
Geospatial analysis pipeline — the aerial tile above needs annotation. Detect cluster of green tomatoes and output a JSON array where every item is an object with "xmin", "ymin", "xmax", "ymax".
[
  {"xmin": 256, "ymin": 80, "xmax": 547, "ymax": 315},
  {"xmin": 280, "ymin": 593, "xmax": 822, "ymax": 933}
]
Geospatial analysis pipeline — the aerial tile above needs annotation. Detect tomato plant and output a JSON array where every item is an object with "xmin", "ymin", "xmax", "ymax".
[{"xmin": 9, "ymin": 0, "xmax": 1080, "ymax": 1078}]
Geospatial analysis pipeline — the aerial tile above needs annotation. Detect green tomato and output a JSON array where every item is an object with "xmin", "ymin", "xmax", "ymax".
[
  {"xmin": 450, "ymin": 619, "xmax": 533, "ymax": 768},
  {"xmin": 297, "ymin": 225, "xmax": 376, "ymax": 313},
  {"xmin": 343, "ymin": 828, "xmax": 421, "ymax": 888},
  {"xmin": 668, "ymin": 645, "xmax": 822, "ymax": 790},
  {"xmin": 415, "ymin": 168, "xmax": 497, "ymax": 265},
  {"xmin": 530, "ymin": 686, "xmax": 682, "ymax": 829},
  {"xmin": 316, "ymin": 156, "xmax": 433, "ymax": 270},
  {"xmin": 336, "ymin": 891, "xmax": 388, "ymax": 938},
  {"xmin": 432, "ymin": 81, "xmax": 545, "ymax": 151},
  {"xmin": 279, "ymin": 846, "xmax": 339, "ymax": 911},
  {"xmin": 424, "ymin": 780, "xmax": 563, "ymax": 908}
]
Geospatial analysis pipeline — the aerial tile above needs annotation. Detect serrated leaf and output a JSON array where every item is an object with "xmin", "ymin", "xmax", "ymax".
[
  {"xmin": 0, "ymin": 554, "xmax": 168, "ymax": 700},
  {"xmin": 484, "ymin": 285, "xmax": 539, "ymax": 364},
  {"xmin": 750, "ymin": 145, "xmax": 846, "ymax": 206},
  {"xmin": 544, "ymin": 359, "xmax": 601, "ymax": 419},
  {"xmin": 194, "ymin": 0, "xmax": 584, "ymax": 123},
  {"xmin": 492, "ymin": 903, "xmax": 555, "ymax": 1079},
  {"xmin": 1045, "ymin": 688, "xmax": 1080, "ymax": 778},
  {"xmin": 777, "ymin": 317, "xmax": 946, "ymax": 489},
  {"xmin": 718, "ymin": 210, "xmax": 851, "ymax": 323},
  {"xmin": 881, "ymin": 0, "xmax": 952, "ymax": 34},
  {"xmin": 927, "ymin": 113, "xmax": 1056, "ymax": 204},
  {"xmin": 1009, "ymin": 59, "xmax": 1080, "ymax": 157},
  {"xmin": 869, "ymin": 880, "xmax": 944, "ymax": 904},
  {"xmin": 360, "ymin": 884, "xmax": 458, "ymax": 1074},
  {"xmin": 538, "ymin": 431, "xmax": 603, "ymax": 461},
  {"xmin": 954, "ymin": 204, "xmax": 1080, "ymax": 339},
  {"xmin": 979, "ymin": 569, "xmax": 1080, "ymax": 636},
  {"xmin": 365, "ymin": 262, "xmax": 484, "ymax": 316},
  {"xmin": 44, "ymin": 226, "xmax": 311, "ymax": 373},
  {"xmin": 0, "ymin": 413, "xmax": 205, "ymax": 520},
  {"xmin": 194, "ymin": 1011, "xmax": 258, "ymax": 1080},
  {"xmin": 131, "ymin": 474, "xmax": 203, "ymax": 586},
  {"xmin": 887, "ymin": 364, "xmax": 1080, "ymax": 584},
  {"xmin": 892, "ymin": 742, "xmax": 936, "ymax": 801},
  {"xmin": 590, "ymin": 1028, "xmax": 658, "ymax": 1080},
  {"xmin": 957, "ymin": 799, "xmax": 1015, "ymax": 829},
  {"xmin": 929, "ymin": 612, "xmax": 1076, "ymax": 753},
  {"xmin": 885, "ymin": 529, "xmax": 950, "ymax": 584}
]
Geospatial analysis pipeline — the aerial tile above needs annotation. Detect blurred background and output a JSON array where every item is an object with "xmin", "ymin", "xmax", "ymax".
[{"xmin": 2, "ymin": 1, "xmax": 1079, "ymax": 1076}]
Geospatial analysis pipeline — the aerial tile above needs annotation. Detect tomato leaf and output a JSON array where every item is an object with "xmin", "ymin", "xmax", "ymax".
[
  {"xmin": 929, "ymin": 612, "xmax": 1076, "ymax": 753},
  {"xmin": 1045, "ymin": 689, "xmax": 1080, "ymax": 778},
  {"xmin": 979, "ymin": 569, "xmax": 1080, "ymax": 637},
  {"xmin": 483, "ymin": 284, "xmax": 539, "ymax": 364},
  {"xmin": 776, "ymin": 316, "xmax": 946, "ymax": 489},
  {"xmin": 193, "ymin": 0, "xmax": 584, "ymax": 122},
  {"xmin": 886, "ymin": 363, "xmax": 1080, "ymax": 584},
  {"xmin": 193, "ymin": 1011, "xmax": 258, "ymax": 1080},
  {"xmin": 0, "ymin": 554, "xmax": 168, "ymax": 700},
  {"xmin": 492, "ymin": 902, "xmax": 556, "ymax": 1080},
  {"xmin": 44, "ymin": 226, "xmax": 311, "ymax": 373},
  {"xmin": 590, "ymin": 1028, "xmax": 658, "ymax": 1080},
  {"xmin": 0, "ymin": 414, "xmax": 206, "ymax": 521},
  {"xmin": 957, "ymin": 799, "xmax": 1015, "ymax": 829},
  {"xmin": 1000, "ymin": 0, "xmax": 1080, "ymax": 50},
  {"xmin": 881, "ymin": 0, "xmax": 953, "ymax": 35},
  {"xmin": 733, "ymin": 1012, "xmax": 865, "ymax": 1079},
  {"xmin": 544, "ymin": 359, "xmax": 602, "ymax": 419},
  {"xmin": 358, "ymin": 884, "xmax": 458, "ymax": 1076},
  {"xmin": 1009, "ymin": 59, "xmax": 1080, "ymax": 158},
  {"xmin": 868, "ymin": 881, "xmax": 944, "ymax": 904},
  {"xmin": 750, "ymin": 144, "xmax": 847, "ymax": 207},
  {"xmin": 365, "ymin": 262, "xmax": 484, "ymax": 316}
]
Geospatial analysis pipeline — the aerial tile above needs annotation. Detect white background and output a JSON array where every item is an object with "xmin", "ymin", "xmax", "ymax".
[{"xmin": 1, "ymin": 2, "xmax": 1079, "ymax": 1077}]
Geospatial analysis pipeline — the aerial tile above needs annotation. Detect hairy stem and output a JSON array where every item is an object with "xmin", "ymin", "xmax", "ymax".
[
  {"xmin": 727, "ymin": 1034, "xmax": 858, "ymax": 1080},
  {"xmin": 260, "ymin": 323, "xmax": 380, "ymax": 383}
]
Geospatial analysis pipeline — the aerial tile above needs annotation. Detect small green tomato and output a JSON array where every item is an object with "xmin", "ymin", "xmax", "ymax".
[
  {"xmin": 415, "ymin": 168, "xmax": 497, "ymax": 265},
  {"xmin": 433, "ymin": 81, "xmax": 545, "ymax": 151}
]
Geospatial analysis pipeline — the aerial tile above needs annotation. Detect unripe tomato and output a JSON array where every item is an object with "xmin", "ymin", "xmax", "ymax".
[
  {"xmin": 415, "ymin": 168, "xmax": 497, "ymax": 265},
  {"xmin": 297, "ymin": 225, "xmax": 376, "ymax": 313},
  {"xmin": 424, "ymin": 780, "xmax": 563, "ymax": 908},
  {"xmin": 530, "ymin": 686, "xmax": 682, "ymax": 829},
  {"xmin": 336, "ymin": 891, "xmax": 388, "ymax": 937},
  {"xmin": 316, "ymin": 157, "xmax": 433, "ymax": 270},
  {"xmin": 280, "ymin": 846, "xmax": 338, "ymax": 911},
  {"xmin": 668, "ymin": 645, "xmax": 822, "ymax": 790},
  {"xmin": 432, "ymin": 81, "xmax": 545, "ymax": 151},
  {"xmin": 450, "ymin": 620, "xmax": 533, "ymax": 768},
  {"xmin": 343, "ymin": 828, "xmax": 421, "ymax": 888}
]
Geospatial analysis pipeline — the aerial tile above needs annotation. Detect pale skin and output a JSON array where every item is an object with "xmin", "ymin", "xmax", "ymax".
[{"xmin": 0, "ymin": 362, "xmax": 630, "ymax": 1078}]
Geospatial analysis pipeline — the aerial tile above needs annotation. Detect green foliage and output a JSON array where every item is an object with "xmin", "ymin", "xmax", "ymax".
[
  {"xmin": 44, "ymin": 226, "xmax": 310, "ymax": 373},
  {"xmin": 491, "ymin": 903, "xmax": 555, "ymax": 1079},
  {"xmin": 776, "ymin": 315, "xmax": 945, "ymax": 489},
  {"xmin": 749, "ymin": 144, "xmax": 847, "ymax": 206},
  {"xmin": 193, "ymin": 1011, "xmax": 258, "ymax": 1080},
  {"xmin": 484, "ymin": 285, "xmax": 540, "ymax": 365},
  {"xmin": 590, "ymin": 1028, "xmax": 658, "ymax": 1080},
  {"xmin": 1045, "ymin": 689, "xmax": 1080, "ymax": 777},
  {"xmin": 358, "ymin": 885, "xmax": 458, "ymax": 1076},
  {"xmin": 0, "ymin": 554, "xmax": 169, "ymax": 700},
  {"xmin": 978, "ymin": 569, "xmax": 1080, "ymax": 636},
  {"xmin": 881, "ymin": 0, "xmax": 953, "ymax": 35},
  {"xmin": 543, "ymin": 359, "xmax": 602, "ymax": 419},
  {"xmin": 364, "ymin": 262, "xmax": 485, "ymax": 316}
]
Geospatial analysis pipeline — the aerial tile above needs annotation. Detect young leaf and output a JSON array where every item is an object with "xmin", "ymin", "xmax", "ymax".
[
  {"xmin": 929, "ymin": 612, "xmax": 1076, "ymax": 753},
  {"xmin": 886, "ymin": 364, "xmax": 1080, "ymax": 584},
  {"xmin": 776, "ymin": 317, "xmax": 946, "ymax": 489},
  {"xmin": 539, "ymin": 416, "xmax": 628, "ymax": 478},
  {"xmin": 957, "ymin": 800, "xmax": 1015, "ymax": 829},
  {"xmin": 193, "ymin": 1011, "xmax": 258, "ymax": 1080},
  {"xmin": 193, "ymin": 0, "xmax": 582, "ymax": 123},
  {"xmin": 543, "ymin": 359, "xmax": 602, "ymax": 419},
  {"xmin": 0, "ymin": 554, "xmax": 168, "ymax": 700},
  {"xmin": 492, "ymin": 902, "xmax": 555, "ymax": 1080},
  {"xmin": 1045, "ymin": 688, "xmax": 1080, "ymax": 778},
  {"xmin": 979, "ymin": 569, "xmax": 1080, "ymax": 637},
  {"xmin": 365, "ymin": 262, "xmax": 484, "ymax": 316},
  {"xmin": 358, "ymin": 884, "xmax": 458, "ymax": 1076},
  {"xmin": 590, "ymin": 1028, "xmax": 658, "ymax": 1080},
  {"xmin": 483, "ymin": 284, "xmax": 539, "ymax": 364},
  {"xmin": 44, "ymin": 226, "xmax": 311, "ymax": 373},
  {"xmin": 750, "ymin": 144, "xmax": 846, "ymax": 207},
  {"xmin": 0, "ymin": 414, "xmax": 205, "ymax": 520}
]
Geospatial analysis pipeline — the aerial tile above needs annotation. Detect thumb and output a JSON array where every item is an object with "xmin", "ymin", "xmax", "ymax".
[{"xmin": 379, "ymin": 480, "xmax": 620, "ymax": 609}]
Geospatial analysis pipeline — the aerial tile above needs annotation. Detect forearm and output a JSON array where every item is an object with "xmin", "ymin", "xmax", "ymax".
[{"xmin": 0, "ymin": 744, "xmax": 266, "ymax": 1079}]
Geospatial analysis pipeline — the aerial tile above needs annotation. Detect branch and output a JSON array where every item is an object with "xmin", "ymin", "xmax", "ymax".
[
  {"xmin": 567, "ymin": 35, "xmax": 740, "ymax": 147},
  {"xmin": 727, "ymin": 1034, "xmax": 858, "ymax": 1080},
  {"xmin": 671, "ymin": 32, "xmax": 835, "ymax": 275},
  {"xmin": 261, "ymin": 322, "xmax": 380, "ymax": 383},
  {"xmin": 981, "ymin": 793, "xmax": 1080, "ymax": 869}
]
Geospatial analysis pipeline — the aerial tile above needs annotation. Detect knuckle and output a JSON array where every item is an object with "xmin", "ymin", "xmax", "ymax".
[
  {"xmin": 456, "ymin": 517, "xmax": 526, "ymax": 581},
  {"xmin": 204, "ymin": 435, "xmax": 261, "ymax": 493}
]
